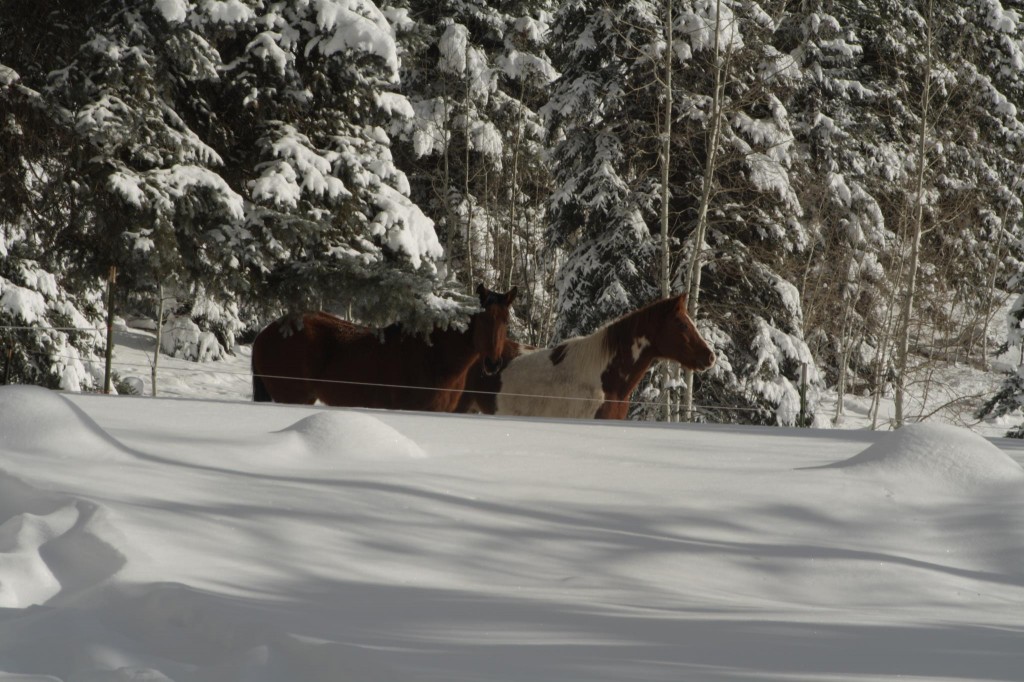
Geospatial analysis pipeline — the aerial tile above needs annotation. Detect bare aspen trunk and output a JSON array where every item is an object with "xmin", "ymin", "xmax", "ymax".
[
  {"xmin": 152, "ymin": 282, "xmax": 165, "ymax": 397},
  {"xmin": 103, "ymin": 266, "xmax": 117, "ymax": 394},
  {"xmin": 683, "ymin": 0, "xmax": 726, "ymax": 422},
  {"xmin": 660, "ymin": 0, "xmax": 674, "ymax": 422},
  {"xmin": 982, "ymin": 205, "xmax": 1010, "ymax": 369},
  {"xmin": 868, "ymin": 230, "xmax": 911, "ymax": 430},
  {"xmin": 464, "ymin": 85, "xmax": 474, "ymax": 291},
  {"xmin": 894, "ymin": 0, "xmax": 932, "ymax": 428},
  {"xmin": 441, "ymin": 91, "xmax": 456, "ymax": 278},
  {"xmin": 952, "ymin": 285, "xmax": 968, "ymax": 366},
  {"xmin": 834, "ymin": 293, "xmax": 855, "ymax": 426},
  {"xmin": 918, "ymin": 297, "xmax": 944, "ymax": 417},
  {"xmin": 506, "ymin": 81, "xmax": 527, "ymax": 291}
]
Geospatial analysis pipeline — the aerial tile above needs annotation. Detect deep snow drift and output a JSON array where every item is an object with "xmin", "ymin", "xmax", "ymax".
[
  {"xmin": 1, "ymin": 383, "xmax": 1024, "ymax": 681},
  {"xmin": 818, "ymin": 422, "xmax": 1024, "ymax": 491}
]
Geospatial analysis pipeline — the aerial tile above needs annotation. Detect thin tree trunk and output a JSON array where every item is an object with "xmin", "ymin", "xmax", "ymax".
[
  {"xmin": 464, "ymin": 84, "xmax": 474, "ymax": 292},
  {"xmin": 152, "ymin": 282, "xmax": 165, "ymax": 397},
  {"xmin": 982, "ymin": 205, "xmax": 1010, "ymax": 369},
  {"xmin": 834, "ymin": 290, "xmax": 855, "ymax": 426},
  {"xmin": 868, "ymin": 233, "xmax": 912, "ymax": 430},
  {"xmin": 507, "ymin": 82, "xmax": 527, "ymax": 291},
  {"xmin": 103, "ymin": 266, "xmax": 117, "ymax": 394},
  {"xmin": 683, "ymin": 0, "xmax": 726, "ymax": 421},
  {"xmin": 660, "ymin": 0, "xmax": 674, "ymax": 421},
  {"xmin": 894, "ymin": 0, "xmax": 933, "ymax": 428},
  {"xmin": 441, "ymin": 91, "xmax": 455, "ymax": 279},
  {"xmin": 3, "ymin": 346, "xmax": 13, "ymax": 385},
  {"xmin": 918, "ymin": 295, "xmax": 944, "ymax": 418}
]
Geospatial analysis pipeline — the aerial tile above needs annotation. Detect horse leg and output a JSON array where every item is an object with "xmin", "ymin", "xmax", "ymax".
[
  {"xmin": 252, "ymin": 373, "xmax": 273, "ymax": 402},
  {"xmin": 594, "ymin": 400, "xmax": 629, "ymax": 420}
]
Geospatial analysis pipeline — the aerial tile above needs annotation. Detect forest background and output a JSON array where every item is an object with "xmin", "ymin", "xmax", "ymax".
[{"xmin": 5, "ymin": 0, "xmax": 1024, "ymax": 431}]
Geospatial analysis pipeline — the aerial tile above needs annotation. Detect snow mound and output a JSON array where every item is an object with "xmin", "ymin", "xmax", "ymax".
[
  {"xmin": 277, "ymin": 410, "xmax": 427, "ymax": 460},
  {"xmin": 0, "ymin": 386, "xmax": 131, "ymax": 460},
  {"xmin": 0, "ymin": 471, "xmax": 126, "ymax": 607},
  {"xmin": 825, "ymin": 423, "xmax": 1024, "ymax": 491}
]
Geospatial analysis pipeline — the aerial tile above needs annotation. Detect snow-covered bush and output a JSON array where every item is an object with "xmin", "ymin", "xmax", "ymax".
[{"xmin": 159, "ymin": 314, "xmax": 225, "ymax": 363}]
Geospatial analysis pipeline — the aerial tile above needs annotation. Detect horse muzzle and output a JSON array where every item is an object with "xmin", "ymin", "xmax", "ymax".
[{"xmin": 685, "ymin": 350, "xmax": 716, "ymax": 372}]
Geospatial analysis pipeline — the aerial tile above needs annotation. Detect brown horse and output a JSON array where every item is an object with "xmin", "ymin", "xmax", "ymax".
[
  {"xmin": 457, "ymin": 294, "xmax": 714, "ymax": 419},
  {"xmin": 251, "ymin": 284, "xmax": 517, "ymax": 411}
]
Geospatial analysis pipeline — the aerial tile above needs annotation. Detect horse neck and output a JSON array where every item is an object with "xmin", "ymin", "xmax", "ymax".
[
  {"xmin": 601, "ymin": 306, "xmax": 662, "ymax": 399},
  {"xmin": 428, "ymin": 322, "xmax": 482, "ymax": 378}
]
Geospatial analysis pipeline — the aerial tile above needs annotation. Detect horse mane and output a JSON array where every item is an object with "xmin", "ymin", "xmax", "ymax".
[
  {"xmin": 601, "ymin": 296, "xmax": 677, "ymax": 356},
  {"xmin": 549, "ymin": 325, "xmax": 611, "ymax": 373}
]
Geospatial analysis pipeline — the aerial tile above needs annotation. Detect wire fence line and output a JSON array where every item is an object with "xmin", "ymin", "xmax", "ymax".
[
  {"xmin": 0, "ymin": 322, "xmax": 768, "ymax": 415},
  {"xmin": 0, "ymin": 325, "xmax": 110, "ymax": 333}
]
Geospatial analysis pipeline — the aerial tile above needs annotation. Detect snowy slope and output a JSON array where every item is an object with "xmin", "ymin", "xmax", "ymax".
[{"xmin": 1, "ymin": 381, "xmax": 1023, "ymax": 681}]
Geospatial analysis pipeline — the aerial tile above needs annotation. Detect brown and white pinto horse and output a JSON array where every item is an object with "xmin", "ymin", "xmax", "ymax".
[
  {"xmin": 458, "ymin": 294, "xmax": 714, "ymax": 419},
  {"xmin": 251, "ymin": 284, "xmax": 517, "ymax": 411}
]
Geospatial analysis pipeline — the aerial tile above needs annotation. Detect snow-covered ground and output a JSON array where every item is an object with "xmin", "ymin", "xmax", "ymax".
[{"xmin": 2, "ymin": 326, "xmax": 1024, "ymax": 681}]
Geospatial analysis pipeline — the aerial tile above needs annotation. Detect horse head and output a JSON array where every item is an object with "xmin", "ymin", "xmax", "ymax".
[
  {"xmin": 472, "ymin": 283, "xmax": 517, "ymax": 376},
  {"xmin": 655, "ymin": 294, "xmax": 716, "ymax": 371}
]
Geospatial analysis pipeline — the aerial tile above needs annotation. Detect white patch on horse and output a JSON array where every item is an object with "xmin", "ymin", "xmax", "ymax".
[
  {"xmin": 631, "ymin": 336, "xmax": 649, "ymax": 362},
  {"xmin": 496, "ymin": 329, "xmax": 614, "ymax": 419}
]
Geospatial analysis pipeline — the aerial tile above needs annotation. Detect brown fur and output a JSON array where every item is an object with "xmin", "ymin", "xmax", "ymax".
[
  {"xmin": 456, "ymin": 294, "xmax": 714, "ymax": 419},
  {"xmin": 549, "ymin": 344, "xmax": 569, "ymax": 365},
  {"xmin": 251, "ymin": 285, "xmax": 516, "ymax": 411},
  {"xmin": 595, "ymin": 295, "xmax": 715, "ymax": 418},
  {"xmin": 456, "ymin": 340, "xmax": 534, "ymax": 414}
]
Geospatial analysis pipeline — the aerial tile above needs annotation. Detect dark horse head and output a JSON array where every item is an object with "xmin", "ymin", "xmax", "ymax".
[
  {"xmin": 472, "ymin": 283, "xmax": 517, "ymax": 376},
  {"xmin": 653, "ymin": 294, "xmax": 716, "ymax": 371}
]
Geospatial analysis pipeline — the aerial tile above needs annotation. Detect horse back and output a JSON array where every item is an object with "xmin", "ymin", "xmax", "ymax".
[
  {"xmin": 251, "ymin": 312, "xmax": 373, "ymax": 405},
  {"xmin": 495, "ymin": 336, "xmax": 608, "ymax": 419}
]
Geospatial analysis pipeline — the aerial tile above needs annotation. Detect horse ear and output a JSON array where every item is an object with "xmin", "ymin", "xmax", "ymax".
[
  {"xmin": 677, "ymin": 293, "xmax": 689, "ymax": 309},
  {"xmin": 506, "ymin": 286, "xmax": 518, "ymax": 305},
  {"xmin": 476, "ymin": 283, "xmax": 487, "ymax": 305}
]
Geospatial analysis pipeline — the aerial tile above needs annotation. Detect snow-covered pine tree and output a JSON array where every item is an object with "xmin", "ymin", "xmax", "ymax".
[
  {"xmin": 544, "ymin": 1, "xmax": 664, "ymax": 342},
  {"xmin": 844, "ymin": 0, "xmax": 1024, "ymax": 426},
  {"xmin": 924, "ymin": 0, "xmax": 1024, "ymax": 366},
  {"xmin": 978, "ymin": 293, "xmax": 1024, "ymax": 435},
  {"xmin": 386, "ymin": 0, "xmax": 559, "ymax": 342},
  {"xmin": 5, "ymin": 0, "xmax": 467, "ymax": 380},
  {"xmin": 1, "ymin": 7, "xmax": 109, "ymax": 390},
  {"xmin": 191, "ymin": 0, "xmax": 459, "ymax": 332},
  {"xmin": 780, "ymin": 1, "xmax": 895, "ymax": 425},
  {"xmin": 967, "ymin": 0, "xmax": 1024, "ymax": 435},
  {"xmin": 54, "ymin": 2, "xmax": 253, "ymax": 353},
  {"xmin": 546, "ymin": 0, "xmax": 819, "ymax": 425}
]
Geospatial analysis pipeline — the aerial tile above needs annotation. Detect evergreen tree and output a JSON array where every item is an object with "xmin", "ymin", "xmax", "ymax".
[
  {"xmin": 544, "ymin": 1, "xmax": 664, "ymax": 339},
  {"xmin": 3, "ymin": 0, "xmax": 467, "ymax": 382},
  {"xmin": 781, "ymin": 0, "xmax": 897, "ymax": 423},
  {"xmin": 1, "ymin": 5, "xmax": 108, "ymax": 390},
  {"xmin": 387, "ymin": 0, "xmax": 559, "ymax": 341},
  {"xmin": 164, "ymin": 0, "xmax": 458, "ymax": 331},
  {"xmin": 546, "ymin": 0, "xmax": 819, "ymax": 424}
]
